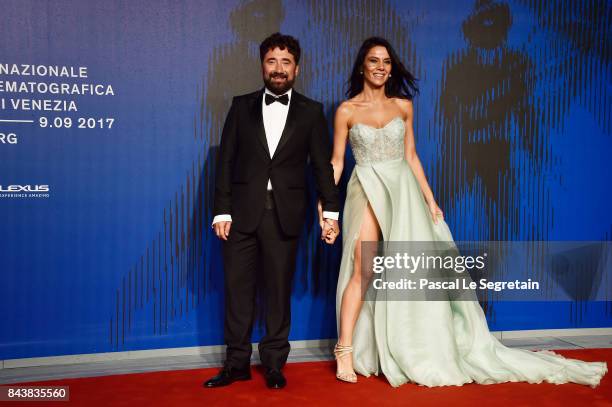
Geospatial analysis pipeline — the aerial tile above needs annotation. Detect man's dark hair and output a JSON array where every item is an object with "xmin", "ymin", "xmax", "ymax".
[{"xmin": 259, "ymin": 32, "xmax": 301, "ymax": 64}]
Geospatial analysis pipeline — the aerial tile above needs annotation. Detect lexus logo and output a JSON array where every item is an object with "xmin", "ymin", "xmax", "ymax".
[{"xmin": 0, "ymin": 185, "xmax": 50, "ymax": 192}]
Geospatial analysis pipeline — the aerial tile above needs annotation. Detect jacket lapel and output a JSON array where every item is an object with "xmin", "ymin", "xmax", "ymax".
[
  {"xmin": 250, "ymin": 89, "xmax": 271, "ymax": 160},
  {"xmin": 273, "ymin": 91, "xmax": 302, "ymax": 159}
]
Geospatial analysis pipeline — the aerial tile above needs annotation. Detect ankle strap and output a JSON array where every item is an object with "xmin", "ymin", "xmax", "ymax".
[{"xmin": 334, "ymin": 343, "xmax": 353, "ymax": 357}]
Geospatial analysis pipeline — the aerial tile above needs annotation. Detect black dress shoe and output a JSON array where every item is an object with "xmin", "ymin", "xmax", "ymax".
[
  {"xmin": 264, "ymin": 368, "xmax": 286, "ymax": 389},
  {"xmin": 203, "ymin": 366, "xmax": 251, "ymax": 388}
]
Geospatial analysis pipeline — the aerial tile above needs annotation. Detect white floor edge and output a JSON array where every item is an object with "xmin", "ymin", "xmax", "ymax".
[
  {"xmin": 1, "ymin": 328, "xmax": 610, "ymax": 384},
  {"xmin": 2, "ymin": 327, "xmax": 611, "ymax": 370}
]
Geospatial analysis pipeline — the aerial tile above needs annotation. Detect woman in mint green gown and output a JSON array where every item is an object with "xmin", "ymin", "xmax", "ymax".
[{"xmin": 326, "ymin": 37, "xmax": 607, "ymax": 387}]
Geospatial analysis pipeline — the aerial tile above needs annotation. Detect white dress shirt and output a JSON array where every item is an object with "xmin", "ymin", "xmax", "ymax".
[
  {"xmin": 212, "ymin": 88, "xmax": 338, "ymax": 226},
  {"xmin": 263, "ymin": 87, "xmax": 291, "ymax": 188}
]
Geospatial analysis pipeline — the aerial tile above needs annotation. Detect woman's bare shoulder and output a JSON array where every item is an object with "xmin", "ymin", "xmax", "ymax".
[
  {"xmin": 392, "ymin": 97, "xmax": 413, "ymax": 119},
  {"xmin": 335, "ymin": 100, "xmax": 356, "ymax": 121}
]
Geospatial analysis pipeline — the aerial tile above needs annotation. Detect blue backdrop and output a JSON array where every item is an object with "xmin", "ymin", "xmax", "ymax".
[{"xmin": 1, "ymin": 0, "xmax": 611, "ymax": 360}]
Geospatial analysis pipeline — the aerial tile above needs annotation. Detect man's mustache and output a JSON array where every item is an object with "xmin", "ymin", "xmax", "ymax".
[{"xmin": 270, "ymin": 72, "xmax": 288, "ymax": 79}]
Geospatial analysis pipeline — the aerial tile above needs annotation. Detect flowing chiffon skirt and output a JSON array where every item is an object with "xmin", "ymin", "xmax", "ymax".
[{"xmin": 335, "ymin": 157, "xmax": 608, "ymax": 388}]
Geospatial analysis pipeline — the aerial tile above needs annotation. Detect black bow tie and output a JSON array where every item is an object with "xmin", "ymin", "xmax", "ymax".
[{"xmin": 265, "ymin": 93, "xmax": 289, "ymax": 105}]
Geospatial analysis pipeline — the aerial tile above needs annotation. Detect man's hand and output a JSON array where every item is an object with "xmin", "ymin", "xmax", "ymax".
[
  {"xmin": 321, "ymin": 219, "xmax": 339, "ymax": 244},
  {"xmin": 213, "ymin": 221, "xmax": 232, "ymax": 241},
  {"xmin": 317, "ymin": 199, "xmax": 324, "ymax": 230}
]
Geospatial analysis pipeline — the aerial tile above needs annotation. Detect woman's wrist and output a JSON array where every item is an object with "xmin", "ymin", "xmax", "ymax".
[{"xmin": 423, "ymin": 192, "xmax": 435, "ymax": 204}]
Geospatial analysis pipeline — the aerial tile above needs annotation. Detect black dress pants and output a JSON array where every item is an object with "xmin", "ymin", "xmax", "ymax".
[{"xmin": 222, "ymin": 191, "xmax": 299, "ymax": 370}]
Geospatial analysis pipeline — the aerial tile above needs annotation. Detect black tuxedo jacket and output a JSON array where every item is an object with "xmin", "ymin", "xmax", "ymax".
[{"xmin": 213, "ymin": 89, "xmax": 340, "ymax": 237}]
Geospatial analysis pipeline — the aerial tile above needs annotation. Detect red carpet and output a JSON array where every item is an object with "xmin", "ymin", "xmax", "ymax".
[{"xmin": 12, "ymin": 349, "xmax": 612, "ymax": 406}]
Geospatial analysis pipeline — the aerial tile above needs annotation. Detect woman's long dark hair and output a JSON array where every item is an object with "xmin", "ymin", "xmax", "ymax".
[{"xmin": 346, "ymin": 37, "xmax": 418, "ymax": 99}]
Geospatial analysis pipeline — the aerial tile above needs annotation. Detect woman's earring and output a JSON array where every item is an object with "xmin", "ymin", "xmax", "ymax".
[
  {"xmin": 389, "ymin": 74, "xmax": 392, "ymax": 77},
  {"xmin": 359, "ymin": 71, "xmax": 363, "ymax": 74}
]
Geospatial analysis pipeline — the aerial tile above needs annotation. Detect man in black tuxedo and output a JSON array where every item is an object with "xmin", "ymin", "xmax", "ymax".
[{"xmin": 204, "ymin": 33, "xmax": 340, "ymax": 390}]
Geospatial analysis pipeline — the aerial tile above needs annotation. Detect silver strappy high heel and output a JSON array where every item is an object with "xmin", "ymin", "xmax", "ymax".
[{"xmin": 334, "ymin": 343, "xmax": 357, "ymax": 383}]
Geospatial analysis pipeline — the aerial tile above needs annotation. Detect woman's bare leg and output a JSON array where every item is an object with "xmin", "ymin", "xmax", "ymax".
[{"xmin": 336, "ymin": 202, "xmax": 381, "ymax": 376}]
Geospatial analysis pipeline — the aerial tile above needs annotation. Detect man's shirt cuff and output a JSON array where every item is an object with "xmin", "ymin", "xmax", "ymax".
[
  {"xmin": 323, "ymin": 211, "xmax": 339, "ymax": 221},
  {"xmin": 212, "ymin": 214, "xmax": 232, "ymax": 227}
]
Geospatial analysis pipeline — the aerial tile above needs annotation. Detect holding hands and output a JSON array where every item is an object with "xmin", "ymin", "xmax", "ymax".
[{"xmin": 318, "ymin": 200, "xmax": 340, "ymax": 244}]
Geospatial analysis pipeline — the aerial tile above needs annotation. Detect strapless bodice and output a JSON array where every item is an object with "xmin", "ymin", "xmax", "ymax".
[{"xmin": 348, "ymin": 116, "xmax": 405, "ymax": 165}]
